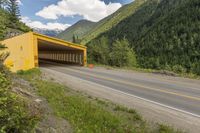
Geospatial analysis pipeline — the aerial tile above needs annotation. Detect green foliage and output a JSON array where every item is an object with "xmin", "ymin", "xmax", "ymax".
[
  {"xmin": 110, "ymin": 39, "xmax": 137, "ymax": 67},
  {"xmin": 18, "ymin": 70, "xmax": 181, "ymax": 133},
  {"xmin": 81, "ymin": 0, "xmax": 147, "ymax": 44},
  {"xmin": 0, "ymin": 72, "xmax": 39, "ymax": 133},
  {"xmin": 7, "ymin": 0, "xmax": 20, "ymax": 29},
  {"xmin": 159, "ymin": 124, "xmax": 182, "ymax": 133},
  {"xmin": 17, "ymin": 68, "xmax": 41, "ymax": 81},
  {"xmin": 0, "ymin": 0, "xmax": 8, "ymax": 9},
  {"xmin": 72, "ymin": 34, "xmax": 81, "ymax": 44},
  {"xmin": 191, "ymin": 62, "xmax": 200, "ymax": 75},
  {"xmin": 0, "ymin": 43, "xmax": 9, "ymax": 73},
  {"xmin": 172, "ymin": 65, "xmax": 187, "ymax": 74},
  {"xmin": 0, "ymin": 1, "xmax": 31, "ymax": 40},
  {"xmin": 72, "ymin": 34, "xmax": 76, "ymax": 43},
  {"xmin": 87, "ymin": 36, "xmax": 110, "ymax": 64},
  {"xmin": 0, "ymin": 8, "xmax": 8, "ymax": 40},
  {"xmin": 135, "ymin": 0, "xmax": 200, "ymax": 75},
  {"xmin": 35, "ymin": 81, "xmax": 128, "ymax": 132},
  {"xmin": 88, "ymin": 37, "xmax": 137, "ymax": 67},
  {"xmin": 87, "ymin": 0, "xmax": 200, "ymax": 75},
  {"xmin": 33, "ymin": 80, "xmax": 149, "ymax": 133},
  {"xmin": 57, "ymin": 0, "xmax": 145, "ymax": 44},
  {"xmin": 0, "ymin": 46, "xmax": 39, "ymax": 132},
  {"xmin": 57, "ymin": 20, "xmax": 96, "ymax": 42}
]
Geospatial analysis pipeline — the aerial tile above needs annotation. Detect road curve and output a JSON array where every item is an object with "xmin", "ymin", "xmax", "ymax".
[{"xmin": 40, "ymin": 62, "xmax": 200, "ymax": 118}]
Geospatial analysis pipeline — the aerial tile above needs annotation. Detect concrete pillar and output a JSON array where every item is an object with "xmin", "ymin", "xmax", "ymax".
[{"xmin": 83, "ymin": 49, "xmax": 87, "ymax": 66}]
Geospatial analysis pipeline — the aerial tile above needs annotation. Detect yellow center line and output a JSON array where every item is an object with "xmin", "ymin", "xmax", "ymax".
[
  {"xmin": 61, "ymin": 67, "xmax": 200, "ymax": 101},
  {"xmin": 85, "ymin": 68, "xmax": 200, "ymax": 91},
  {"xmin": 64, "ymin": 64, "xmax": 200, "ymax": 91},
  {"xmin": 144, "ymin": 76, "xmax": 200, "ymax": 91}
]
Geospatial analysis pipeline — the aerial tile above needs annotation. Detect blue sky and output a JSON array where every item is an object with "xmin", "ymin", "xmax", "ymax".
[{"xmin": 19, "ymin": 0, "xmax": 133, "ymax": 30}]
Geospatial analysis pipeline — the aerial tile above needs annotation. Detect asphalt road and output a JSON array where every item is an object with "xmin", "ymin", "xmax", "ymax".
[{"xmin": 40, "ymin": 62, "xmax": 200, "ymax": 118}]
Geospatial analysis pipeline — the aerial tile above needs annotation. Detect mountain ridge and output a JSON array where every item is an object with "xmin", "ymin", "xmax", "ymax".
[
  {"xmin": 81, "ymin": 0, "xmax": 147, "ymax": 44},
  {"xmin": 57, "ymin": 0, "xmax": 146, "ymax": 44},
  {"xmin": 57, "ymin": 20, "xmax": 96, "ymax": 42},
  {"xmin": 34, "ymin": 28, "xmax": 62, "ymax": 37}
]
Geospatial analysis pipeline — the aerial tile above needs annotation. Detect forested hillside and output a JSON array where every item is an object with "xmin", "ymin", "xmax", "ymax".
[
  {"xmin": 57, "ymin": 0, "xmax": 146, "ymax": 43},
  {"xmin": 80, "ymin": 0, "xmax": 146, "ymax": 44},
  {"xmin": 57, "ymin": 20, "xmax": 96, "ymax": 42},
  {"xmin": 87, "ymin": 0, "xmax": 200, "ymax": 76},
  {"xmin": 0, "ymin": 2, "xmax": 30, "ymax": 40}
]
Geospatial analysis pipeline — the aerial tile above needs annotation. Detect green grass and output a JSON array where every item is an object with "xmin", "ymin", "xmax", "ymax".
[
  {"xmin": 33, "ymin": 80, "xmax": 148, "ymax": 133},
  {"xmin": 17, "ymin": 68, "xmax": 41, "ymax": 80},
  {"xmin": 18, "ymin": 69, "xmax": 183, "ymax": 133},
  {"xmin": 159, "ymin": 125, "xmax": 182, "ymax": 133}
]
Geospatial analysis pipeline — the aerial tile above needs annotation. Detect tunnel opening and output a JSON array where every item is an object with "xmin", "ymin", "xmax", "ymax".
[{"xmin": 37, "ymin": 38, "xmax": 85, "ymax": 66}]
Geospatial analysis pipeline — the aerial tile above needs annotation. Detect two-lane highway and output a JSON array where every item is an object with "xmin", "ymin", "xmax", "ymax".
[{"xmin": 41, "ymin": 62, "xmax": 200, "ymax": 118}]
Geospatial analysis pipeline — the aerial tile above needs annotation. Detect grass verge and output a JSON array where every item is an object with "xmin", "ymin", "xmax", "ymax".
[{"xmin": 18, "ymin": 69, "xmax": 183, "ymax": 133}]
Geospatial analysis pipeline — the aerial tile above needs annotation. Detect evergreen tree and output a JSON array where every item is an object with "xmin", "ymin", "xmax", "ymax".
[
  {"xmin": 76, "ymin": 35, "xmax": 81, "ymax": 43},
  {"xmin": 7, "ymin": 0, "xmax": 20, "ymax": 28},
  {"xmin": 72, "ymin": 34, "xmax": 76, "ymax": 43},
  {"xmin": 87, "ymin": 36, "xmax": 110, "ymax": 64},
  {"xmin": 0, "ymin": 8, "xmax": 9, "ymax": 40},
  {"xmin": 0, "ymin": 0, "xmax": 8, "ymax": 9}
]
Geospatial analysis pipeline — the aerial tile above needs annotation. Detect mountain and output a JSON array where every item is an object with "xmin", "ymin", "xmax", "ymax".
[
  {"xmin": 80, "ymin": 0, "xmax": 147, "ymax": 44},
  {"xmin": 34, "ymin": 28, "xmax": 62, "ymax": 37},
  {"xmin": 57, "ymin": 0, "xmax": 146, "ymax": 44},
  {"xmin": 87, "ymin": 0, "xmax": 200, "ymax": 75},
  {"xmin": 57, "ymin": 20, "xmax": 96, "ymax": 42}
]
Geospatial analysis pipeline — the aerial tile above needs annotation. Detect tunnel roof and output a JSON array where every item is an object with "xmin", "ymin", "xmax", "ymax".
[
  {"xmin": 33, "ymin": 32, "xmax": 87, "ymax": 50},
  {"xmin": 2, "ymin": 32, "xmax": 87, "ymax": 51}
]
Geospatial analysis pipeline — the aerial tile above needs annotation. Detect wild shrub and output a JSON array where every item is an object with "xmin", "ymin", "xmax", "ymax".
[
  {"xmin": 172, "ymin": 65, "xmax": 187, "ymax": 74},
  {"xmin": 0, "ymin": 43, "xmax": 39, "ymax": 132},
  {"xmin": 109, "ymin": 38, "xmax": 137, "ymax": 67}
]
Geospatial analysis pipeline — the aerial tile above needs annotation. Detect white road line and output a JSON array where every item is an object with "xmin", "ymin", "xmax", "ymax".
[
  {"xmin": 54, "ymin": 66, "xmax": 200, "ymax": 101},
  {"xmin": 44, "ymin": 67, "xmax": 200, "ymax": 119}
]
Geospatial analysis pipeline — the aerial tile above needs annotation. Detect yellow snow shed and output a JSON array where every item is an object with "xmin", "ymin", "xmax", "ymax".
[{"xmin": 1, "ymin": 32, "xmax": 87, "ymax": 72}]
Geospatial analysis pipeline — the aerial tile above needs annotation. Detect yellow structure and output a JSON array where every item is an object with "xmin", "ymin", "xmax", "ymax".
[{"xmin": 1, "ymin": 32, "xmax": 87, "ymax": 72}]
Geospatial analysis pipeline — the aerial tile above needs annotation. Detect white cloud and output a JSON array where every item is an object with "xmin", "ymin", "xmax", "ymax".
[
  {"xmin": 36, "ymin": 0, "xmax": 122, "ymax": 22},
  {"xmin": 16, "ymin": 0, "xmax": 23, "ymax": 5},
  {"xmin": 21, "ymin": 16, "xmax": 71, "ymax": 30}
]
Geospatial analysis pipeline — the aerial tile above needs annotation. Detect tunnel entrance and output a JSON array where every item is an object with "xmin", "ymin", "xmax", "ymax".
[
  {"xmin": 38, "ymin": 39, "xmax": 84, "ymax": 66},
  {"xmin": 34, "ymin": 33, "xmax": 87, "ymax": 68}
]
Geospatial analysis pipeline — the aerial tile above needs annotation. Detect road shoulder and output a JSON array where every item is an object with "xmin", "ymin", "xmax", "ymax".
[{"xmin": 41, "ymin": 67, "xmax": 200, "ymax": 133}]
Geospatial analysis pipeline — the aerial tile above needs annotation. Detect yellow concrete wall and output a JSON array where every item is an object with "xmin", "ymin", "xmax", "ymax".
[
  {"xmin": 1, "ymin": 32, "xmax": 35, "ymax": 72},
  {"xmin": 1, "ymin": 32, "xmax": 87, "ymax": 72}
]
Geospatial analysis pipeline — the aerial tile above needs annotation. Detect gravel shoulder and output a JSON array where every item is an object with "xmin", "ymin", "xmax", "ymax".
[{"xmin": 41, "ymin": 67, "xmax": 200, "ymax": 133}]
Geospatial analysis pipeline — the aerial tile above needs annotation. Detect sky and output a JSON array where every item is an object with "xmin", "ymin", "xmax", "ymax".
[{"xmin": 19, "ymin": 0, "xmax": 133, "ymax": 31}]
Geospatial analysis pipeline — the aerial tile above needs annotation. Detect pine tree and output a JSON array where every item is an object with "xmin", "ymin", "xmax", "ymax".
[
  {"xmin": 0, "ymin": 0, "xmax": 8, "ymax": 9},
  {"xmin": 7, "ymin": 0, "xmax": 20, "ymax": 28},
  {"xmin": 72, "ymin": 34, "xmax": 76, "ymax": 43},
  {"xmin": 0, "ymin": 8, "xmax": 8, "ymax": 40}
]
